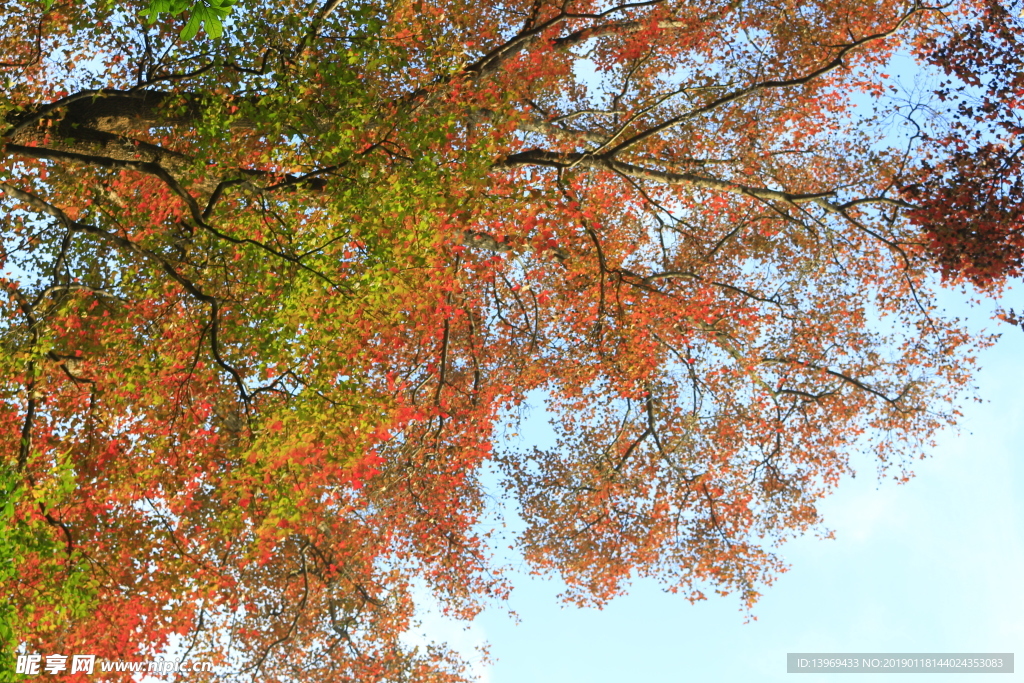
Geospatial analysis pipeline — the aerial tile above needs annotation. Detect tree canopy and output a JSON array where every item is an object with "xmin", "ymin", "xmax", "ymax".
[{"xmin": 1, "ymin": 0, "xmax": 1020, "ymax": 680}]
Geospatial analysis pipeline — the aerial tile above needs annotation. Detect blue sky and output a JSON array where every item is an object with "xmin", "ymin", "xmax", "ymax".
[{"xmin": 411, "ymin": 282, "xmax": 1023, "ymax": 682}]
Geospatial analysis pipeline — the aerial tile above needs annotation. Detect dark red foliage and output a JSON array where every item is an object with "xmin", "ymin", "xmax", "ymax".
[{"xmin": 905, "ymin": 0, "xmax": 1024, "ymax": 286}]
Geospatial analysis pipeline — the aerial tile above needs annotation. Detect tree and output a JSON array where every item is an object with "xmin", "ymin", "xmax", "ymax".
[{"xmin": 0, "ymin": 0, "xmax": 1016, "ymax": 680}]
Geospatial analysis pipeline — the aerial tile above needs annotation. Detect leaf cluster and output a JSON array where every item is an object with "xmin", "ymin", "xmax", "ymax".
[{"xmin": 138, "ymin": 0, "xmax": 235, "ymax": 40}]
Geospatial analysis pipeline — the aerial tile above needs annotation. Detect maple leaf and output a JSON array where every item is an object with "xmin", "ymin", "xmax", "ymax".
[{"xmin": 0, "ymin": 0, "xmax": 1013, "ymax": 680}]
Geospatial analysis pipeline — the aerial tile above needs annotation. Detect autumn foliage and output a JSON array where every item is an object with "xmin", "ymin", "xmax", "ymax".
[
  {"xmin": 0, "ymin": 0, "xmax": 1017, "ymax": 680},
  {"xmin": 902, "ymin": 0, "xmax": 1024, "ymax": 286}
]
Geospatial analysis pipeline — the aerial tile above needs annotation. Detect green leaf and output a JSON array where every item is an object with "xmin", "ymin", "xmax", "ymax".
[
  {"xmin": 139, "ymin": 0, "xmax": 170, "ymax": 23},
  {"xmin": 180, "ymin": 8, "xmax": 203, "ymax": 40},
  {"xmin": 204, "ymin": 11, "xmax": 223, "ymax": 38}
]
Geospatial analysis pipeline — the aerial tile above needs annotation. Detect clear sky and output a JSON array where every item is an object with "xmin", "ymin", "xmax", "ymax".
[{"xmin": 410, "ymin": 282, "xmax": 1023, "ymax": 683}]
